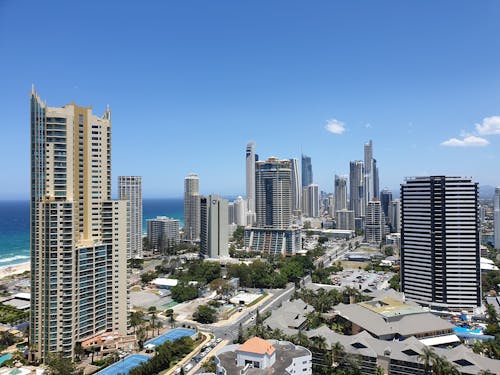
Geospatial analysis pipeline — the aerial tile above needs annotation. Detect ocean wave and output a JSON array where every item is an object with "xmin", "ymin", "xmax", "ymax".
[{"xmin": 0, "ymin": 255, "xmax": 30, "ymax": 263}]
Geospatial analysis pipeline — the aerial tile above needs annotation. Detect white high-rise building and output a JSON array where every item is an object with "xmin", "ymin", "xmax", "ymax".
[
  {"xmin": 495, "ymin": 187, "xmax": 500, "ymax": 249},
  {"xmin": 336, "ymin": 209, "xmax": 355, "ymax": 231},
  {"xmin": 118, "ymin": 176, "xmax": 143, "ymax": 259},
  {"xmin": 246, "ymin": 141, "xmax": 256, "ymax": 215},
  {"xmin": 302, "ymin": 184, "xmax": 319, "ymax": 218},
  {"xmin": 147, "ymin": 216, "xmax": 180, "ymax": 251},
  {"xmin": 334, "ymin": 175, "xmax": 348, "ymax": 214},
  {"xmin": 184, "ymin": 173, "xmax": 200, "ymax": 241},
  {"xmin": 364, "ymin": 140, "xmax": 374, "ymax": 206},
  {"xmin": 200, "ymin": 195, "xmax": 229, "ymax": 258},
  {"xmin": 290, "ymin": 158, "xmax": 302, "ymax": 212},
  {"xmin": 365, "ymin": 200, "xmax": 384, "ymax": 244},
  {"xmin": 233, "ymin": 196, "xmax": 247, "ymax": 226},
  {"xmin": 401, "ymin": 176, "xmax": 481, "ymax": 311},
  {"xmin": 349, "ymin": 160, "xmax": 365, "ymax": 219},
  {"xmin": 30, "ymin": 88, "xmax": 127, "ymax": 360}
]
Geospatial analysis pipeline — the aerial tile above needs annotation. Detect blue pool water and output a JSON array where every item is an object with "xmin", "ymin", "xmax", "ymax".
[
  {"xmin": 454, "ymin": 326, "xmax": 483, "ymax": 335},
  {"xmin": 95, "ymin": 354, "xmax": 149, "ymax": 375},
  {"xmin": 145, "ymin": 328, "xmax": 196, "ymax": 348},
  {"xmin": 0, "ymin": 353, "xmax": 12, "ymax": 366}
]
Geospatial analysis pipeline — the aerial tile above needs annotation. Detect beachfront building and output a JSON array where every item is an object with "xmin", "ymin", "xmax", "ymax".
[
  {"xmin": 184, "ymin": 173, "xmax": 201, "ymax": 241},
  {"xmin": 147, "ymin": 216, "xmax": 180, "ymax": 252},
  {"xmin": 30, "ymin": 88, "xmax": 128, "ymax": 360},
  {"xmin": 118, "ymin": 176, "xmax": 142, "ymax": 259}
]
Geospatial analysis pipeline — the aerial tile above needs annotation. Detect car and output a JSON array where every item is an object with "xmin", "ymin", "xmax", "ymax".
[
  {"xmin": 184, "ymin": 363, "xmax": 193, "ymax": 371},
  {"xmin": 174, "ymin": 368, "xmax": 182, "ymax": 374},
  {"xmin": 216, "ymin": 338, "xmax": 222, "ymax": 343}
]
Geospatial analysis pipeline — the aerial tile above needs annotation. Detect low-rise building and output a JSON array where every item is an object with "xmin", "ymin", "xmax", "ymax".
[
  {"xmin": 334, "ymin": 297, "xmax": 456, "ymax": 343},
  {"xmin": 264, "ymin": 299, "xmax": 314, "ymax": 336},
  {"xmin": 215, "ymin": 337, "xmax": 312, "ymax": 374},
  {"xmin": 306, "ymin": 326, "xmax": 500, "ymax": 375},
  {"xmin": 244, "ymin": 227, "xmax": 301, "ymax": 256}
]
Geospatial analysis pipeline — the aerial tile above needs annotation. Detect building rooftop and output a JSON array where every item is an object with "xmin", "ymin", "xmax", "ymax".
[
  {"xmin": 217, "ymin": 340, "xmax": 310, "ymax": 375},
  {"xmin": 264, "ymin": 299, "xmax": 314, "ymax": 336},
  {"xmin": 238, "ymin": 337, "xmax": 275, "ymax": 356}
]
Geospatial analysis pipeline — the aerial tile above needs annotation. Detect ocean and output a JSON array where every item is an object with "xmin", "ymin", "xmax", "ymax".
[{"xmin": 0, "ymin": 198, "xmax": 185, "ymax": 268}]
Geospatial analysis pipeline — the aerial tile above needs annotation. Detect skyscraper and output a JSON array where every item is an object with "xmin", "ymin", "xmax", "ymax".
[
  {"xmin": 380, "ymin": 188, "xmax": 392, "ymax": 223},
  {"xmin": 184, "ymin": 173, "xmax": 201, "ymax": 241},
  {"xmin": 373, "ymin": 158, "xmax": 380, "ymax": 199},
  {"xmin": 334, "ymin": 175, "xmax": 348, "ymax": 213},
  {"xmin": 119, "ymin": 176, "xmax": 143, "ymax": 259},
  {"xmin": 233, "ymin": 196, "xmax": 247, "ymax": 226},
  {"xmin": 388, "ymin": 198, "xmax": 401, "ymax": 233},
  {"xmin": 246, "ymin": 141, "xmax": 256, "ymax": 214},
  {"xmin": 401, "ymin": 176, "xmax": 481, "ymax": 310},
  {"xmin": 365, "ymin": 200, "xmax": 384, "ymax": 244},
  {"xmin": 302, "ymin": 184, "xmax": 319, "ymax": 218},
  {"xmin": 200, "ymin": 195, "xmax": 229, "ymax": 258},
  {"xmin": 290, "ymin": 158, "xmax": 302, "ymax": 212},
  {"xmin": 301, "ymin": 154, "xmax": 313, "ymax": 187},
  {"xmin": 349, "ymin": 160, "xmax": 365, "ymax": 219},
  {"xmin": 364, "ymin": 140, "xmax": 374, "ymax": 205},
  {"xmin": 30, "ymin": 88, "xmax": 127, "ymax": 359},
  {"xmin": 495, "ymin": 187, "xmax": 500, "ymax": 249},
  {"xmin": 255, "ymin": 157, "xmax": 292, "ymax": 229}
]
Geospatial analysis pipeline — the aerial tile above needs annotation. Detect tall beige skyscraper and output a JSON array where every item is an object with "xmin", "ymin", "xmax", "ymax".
[
  {"xmin": 30, "ymin": 88, "xmax": 128, "ymax": 360},
  {"xmin": 119, "ymin": 176, "xmax": 143, "ymax": 259},
  {"xmin": 184, "ymin": 173, "xmax": 200, "ymax": 241}
]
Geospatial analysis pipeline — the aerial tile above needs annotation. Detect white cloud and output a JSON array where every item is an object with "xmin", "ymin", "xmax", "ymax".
[
  {"xmin": 441, "ymin": 135, "xmax": 489, "ymax": 147},
  {"xmin": 325, "ymin": 119, "xmax": 346, "ymax": 134},
  {"xmin": 475, "ymin": 116, "xmax": 500, "ymax": 135},
  {"xmin": 365, "ymin": 123, "xmax": 372, "ymax": 129}
]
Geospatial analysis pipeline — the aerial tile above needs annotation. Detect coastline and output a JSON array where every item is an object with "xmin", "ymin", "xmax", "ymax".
[{"xmin": 0, "ymin": 262, "xmax": 30, "ymax": 280}]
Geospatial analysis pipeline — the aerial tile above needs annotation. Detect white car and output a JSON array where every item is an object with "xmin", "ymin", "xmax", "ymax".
[{"xmin": 184, "ymin": 363, "xmax": 193, "ymax": 371}]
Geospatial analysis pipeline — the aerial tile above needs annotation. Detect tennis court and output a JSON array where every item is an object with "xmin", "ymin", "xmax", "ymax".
[
  {"xmin": 144, "ymin": 328, "xmax": 196, "ymax": 348},
  {"xmin": 95, "ymin": 354, "xmax": 150, "ymax": 375}
]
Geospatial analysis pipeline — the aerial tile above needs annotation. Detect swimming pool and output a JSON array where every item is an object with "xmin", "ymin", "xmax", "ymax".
[
  {"xmin": 144, "ymin": 328, "xmax": 196, "ymax": 348},
  {"xmin": 454, "ymin": 326, "xmax": 483, "ymax": 335},
  {"xmin": 0, "ymin": 353, "xmax": 12, "ymax": 366},
  {"xmin": 95, "ymin": 354, "xmax": 149, "ymax": 375}
]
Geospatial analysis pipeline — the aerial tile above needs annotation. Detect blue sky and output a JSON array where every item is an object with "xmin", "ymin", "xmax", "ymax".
[{"xmin": 1, "ymin": 0, "xmax": 499, "ymax": 199}]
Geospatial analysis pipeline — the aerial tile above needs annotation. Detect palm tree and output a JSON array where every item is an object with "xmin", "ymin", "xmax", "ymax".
[
  {"xmin": 432, "ymin": 355, "xmax": 460, "ymax": 375},
  {"xmin": 165, "ymin": 309, "xmax": 175, "ymax": 327},
  {"xmin": 331, "ymin": 341, "xmax": 345, "ymax": 366},
  {"xmin": 417, "ymin": 346, "xmax": 436, "ymax": 375},
  {"xmin": 148, "ymin": 306, "xmax": 158, "ymax": 337},
  {"xmin": 310, "ymin": 335, "xmax": 327, "ymax": 352},
  {"xmin": 136, "ymin": 326, "xmax": 148, "ymax": 350},
  {"xmin": 129, "ymin": 310, "xmax": 144, "ymax": 334}
]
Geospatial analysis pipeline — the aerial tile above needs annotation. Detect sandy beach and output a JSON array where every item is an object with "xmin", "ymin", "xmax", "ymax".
[{"xmin": 0, "ymin": 262, "xmax": 30, "ymax": 280}]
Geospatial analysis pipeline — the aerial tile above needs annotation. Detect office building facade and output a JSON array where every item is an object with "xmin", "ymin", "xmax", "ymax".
[
  {"xmin": 183, "ymin": 173, "xmax": 200, "ymax": 241},
  {"xmin": 401, "ymin": 176, "xmax": 481, "ymax": 310},
  {"xmin": 200, "ymin": 195, "xmax": 229, "ymax": 258},
  {"xmin": 30, "ymin": 88, "xmax": 127, "ymax": 359},
  {"xmin": 118, "ymin": 176, "xmax": 143, "ymax": 259}
]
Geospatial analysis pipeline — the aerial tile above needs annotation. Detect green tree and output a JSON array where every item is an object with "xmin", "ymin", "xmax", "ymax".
[
  {"xmin": 171, "ymin": 284, "xmax": 199, "ymax": 302},
  {"xmin": 148, "ymin": 306, "xmax": 158, "ymax": 336},
  {"xmin": 129, "ymin": 310, "xmax": 144, "ymax": 334},
  {"xmin": 237, "ymin": 323, "xmax": 245, "ymax": 344},
  {"xmin": 192, "ymin": 305, "xmax": 217, "ymax": 324},
  {"xmin": 46, "ymin": 353, "xmax": 82, "ymax": 375},
  {"xmin": 418, "ymin": 346, "xmax": 436, "ymax": 375}
]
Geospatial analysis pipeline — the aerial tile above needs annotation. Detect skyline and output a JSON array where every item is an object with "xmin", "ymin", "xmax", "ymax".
[{"xmin": 2, "ymin": 1, "xmax": 500, "ymax": 199}]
